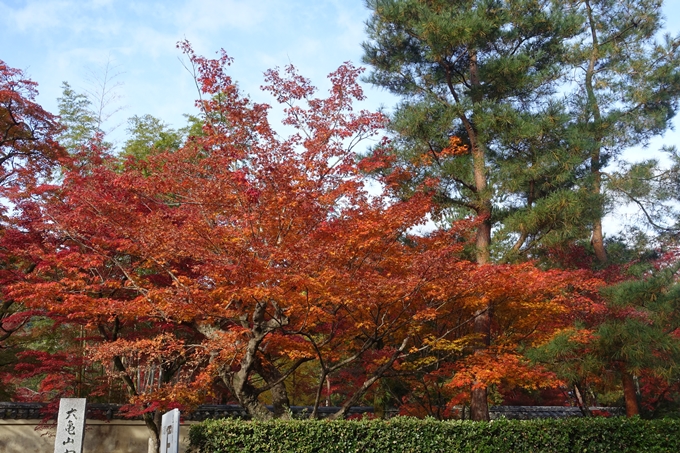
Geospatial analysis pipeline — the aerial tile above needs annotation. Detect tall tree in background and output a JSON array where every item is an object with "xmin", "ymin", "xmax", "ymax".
[
  {"xmin": 56, "ymin": 57, "xmax": 125, "ymax": 155},
  {"xmin": 566, "ymin": 0, "xmax": 680, "ymax": 263},
  {"xmin": 56, "ymin": 82, "xmax": 99, "ymax": 153},
  {"xmin": 362, "ymin": 0, "xmax": 583, "ymax": 420},
  {"xmin": 121, "ymin": 114, "xmax": 183, "ymax": 160}
]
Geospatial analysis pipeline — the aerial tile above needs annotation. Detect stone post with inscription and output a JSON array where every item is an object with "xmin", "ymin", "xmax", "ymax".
[
  {"xmin": 54, "ymin": 398, "xmax": 86, "ymax": 453},
  {"xmin": 160, "ymin": 408, "xmax": 180, "ymax": 453}
]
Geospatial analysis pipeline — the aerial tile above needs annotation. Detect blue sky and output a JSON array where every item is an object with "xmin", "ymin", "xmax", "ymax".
[
  {"xmin": 1, "ymin": 0, "xmax": 398, "ymax": 145},
  {"xmin": 2, "ymin": 0, "xmax": 680, "ymax": 155}
]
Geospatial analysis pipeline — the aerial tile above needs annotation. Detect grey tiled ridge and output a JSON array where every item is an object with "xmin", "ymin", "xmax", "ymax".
[{"xmin": 0, "ymin": 402, "xmax": 623, "ymax": 421}]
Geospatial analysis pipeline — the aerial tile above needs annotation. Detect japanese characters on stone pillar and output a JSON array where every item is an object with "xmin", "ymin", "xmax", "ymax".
[
  {"xmin": 54, "ymin": 398, "xmax": 86, "ymax": 453},
  {"xmin": 160, "ymin": 408, "xmax": 180, "ymax": 453}
]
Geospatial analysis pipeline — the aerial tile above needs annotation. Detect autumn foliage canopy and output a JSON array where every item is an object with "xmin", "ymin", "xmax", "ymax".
[{"xmin": 2, "ymin": 35, "xmax": 679, "ymax": 436}]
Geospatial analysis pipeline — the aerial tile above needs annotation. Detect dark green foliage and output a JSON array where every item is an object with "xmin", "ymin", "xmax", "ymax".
[
  {"xmin": 362, "ymin": 0, "xmax": 680, "ymax": 259},
  {"xmin": 189, "ymin": 417, "xmax": 680, "ymax": 452},
  {"xmin": 565, "ymin": 0, "xmax": 680, "ymax": 259},
  {"xmin": 362, "ymin": 0, "xmax": 594, "ymax": 261},
  {"xmin": 568, "ymin": 0, "xmax": 680, "ymax": 152},
  {"xmin": 596, "ymin": 264, "xmax": 680, "ymax": 374}
]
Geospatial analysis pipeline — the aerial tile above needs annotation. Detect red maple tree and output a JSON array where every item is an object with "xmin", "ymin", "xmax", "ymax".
[{"xmin": 0, "ymin": 60, "xmax": 65, "ymax": 401}]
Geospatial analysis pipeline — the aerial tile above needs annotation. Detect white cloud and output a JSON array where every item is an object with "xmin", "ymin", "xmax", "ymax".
[
  {"xmin": 122, "ymin": 25, "xmax": 179, "ymax": 59},
  {"xmin": 1, "ymin": 0, "xmax": 127, "ymax": 40},
  {"xmin": 332, "ymin": 0, "xmax": 370, "ymax": 54},
  {"xmin": 174, "ymin": 0, "xmax": 271, "ymax": 34},
  {"xmin": 3, "ymin": 0, "xmax": 72, "ymax": 32}
]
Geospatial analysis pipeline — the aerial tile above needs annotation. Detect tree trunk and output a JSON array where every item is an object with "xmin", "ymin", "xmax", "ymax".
[
  {"xmin": 223, "ymin": 335, "xmax": 274, "ymax": 420},
  {"xmin": 470, "ymin": 304, "xmax": 491, "ymax": 421},
  {"xmin": 103, "ymin": 321, "xmax": 163, "ymax": 453},
  {"xmin": 143, "ymin": 410, "xmax": 161, "ymax": 453},
  {"xmin": 231, "ymin": 375, "xmax": 274, "ymax": 420},
  {"xmin": 254, "ymin": 356, "xmax": 292, "ymax": 419},
  {"xmin": 592, "ymin": 208, "xmax": 607, "ymax": 264},
  {"xmin": 468, "ymin": 48, "xmax": 492, "ymax": 422},
  {"xmin": 310, "ymin": 370, "xmax": 328, "ymax": 419},
  {"xmin": 584, "ymin": 0, "xmax": 607, "ymax": 264},
  {"xmin": 470, "ymin": 383, "xmax": 490, "ymax": 421},
  {"xmin": 573, "ymin": 382, "xmax": 591, "ymax": 417},
  {"xmin": 621, "ymin": 369, "xmax": 640, "ymax": 417},
  {"xmin": 220, "ymin": 300, "xmax": 289, "ymax": 420},
  {"xmin": 590, "ymin": 142, "xmax": 607, "ymax": 263}
]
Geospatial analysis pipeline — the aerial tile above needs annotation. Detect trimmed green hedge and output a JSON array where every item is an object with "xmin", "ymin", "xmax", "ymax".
[{"xmin": 188, "ymin": 416, "xmax": 680, "ymax": 452}]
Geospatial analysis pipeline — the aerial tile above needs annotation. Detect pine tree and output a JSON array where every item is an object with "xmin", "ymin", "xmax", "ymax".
[
  {"xmin": 362, "ymin": 0, "xmax": 584, "ymax": 420},
  {"xmin": 565, "ymin": 0, "xmax": 680, "ymax": 263}
]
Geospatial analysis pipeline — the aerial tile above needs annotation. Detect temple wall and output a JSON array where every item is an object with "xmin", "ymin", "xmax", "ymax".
[{"xmin": 0, "ymin": 419, "xmax": 193, "ymax": 453}]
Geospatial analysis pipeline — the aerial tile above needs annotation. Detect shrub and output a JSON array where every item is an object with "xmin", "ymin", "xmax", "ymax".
[{"xmin": 188, "ymin": 416, "xmax": 680, "ymax": 452}]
